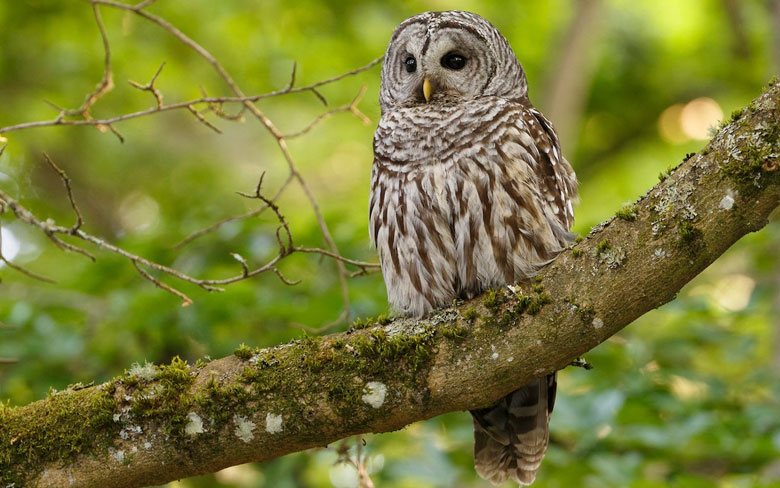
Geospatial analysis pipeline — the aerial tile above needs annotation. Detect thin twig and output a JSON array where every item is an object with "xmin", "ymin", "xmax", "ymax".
[
  {"xmin": 77, "ymin": 3, "xmax": 115, "ymax": 119},
  {"xmin": 294, "ymin": 246, "xmax": 379, "ymax": 273},
  {"xmin": 0, "ymin": 177, "xmax": 371, "ymax": 293},
  {"xmin": 128, "ymin": 62, "xmax": 165, "ymax": 109},
  {"xmin": 173, "ymin": 173, "xmax": 293, "ymax": 249},
  {"xmin": 132, "ymin": 0, "xmax": 158, "ymax": 10},
  {"xmin": 187, "ymin": 104, "xmax": 222, "ymax": 133},
  {"xmin": 43, "ymin": 154, "xmax": 84, "ymax": 231},
  {"xmin": 335, "ymin": 437, "xmax": 375, "ymax": 488},
  {"xmin": 0, "ymin": 256, "xmax": 57, "ymax": 284},
  {"xmin": 0, "ymin": 193, "xmax": 96, "ymax": 261},
  {"xmin": 231, "ymin": 253, "xmax": 250, "ymax": 277},
  {"xmin": 284, "ymin": 86, "xmax": 370, "ymax": 139},
  {"xmin": 272, "ymin": 267, "xmax": 301, "ymax": 286},
  {"xmin": 132, "ymin": 260, "xmax": 193, "ymax": 307}
]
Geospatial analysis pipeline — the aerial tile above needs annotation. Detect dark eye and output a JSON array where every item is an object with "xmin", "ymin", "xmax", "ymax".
[
  {"xmin": 404, "ymin": 55, "xmax": 417, "ymax": 73},
  {"xmin": 441, "ymin": 52, "xmax": 467, "ymax": 70}
]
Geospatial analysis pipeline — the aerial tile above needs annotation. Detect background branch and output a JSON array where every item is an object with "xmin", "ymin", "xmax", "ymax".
[{"xmin": 0, "ymin": 0, "xmax": 381, "ymax": 325}]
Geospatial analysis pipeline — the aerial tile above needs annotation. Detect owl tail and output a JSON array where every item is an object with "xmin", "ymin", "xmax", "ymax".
[{"xmin": 470, "ymin": 374, "xmax": 557, "ymax": 486}]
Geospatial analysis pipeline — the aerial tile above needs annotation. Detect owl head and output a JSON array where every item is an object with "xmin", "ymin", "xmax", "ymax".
[{"xmin": 379, "ymin": 11, "xmax": 528, "ymax": 112}]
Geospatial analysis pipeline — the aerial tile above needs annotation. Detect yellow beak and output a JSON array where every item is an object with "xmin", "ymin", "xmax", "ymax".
[{"xmin": 423, "ymin": 78, "xmax": 433, "ymax": 103}]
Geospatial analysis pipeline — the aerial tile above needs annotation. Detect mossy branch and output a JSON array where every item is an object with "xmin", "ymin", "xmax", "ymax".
[{"xmin": 2, "ymin": 81, "xmax": 779, "ymax": 488}]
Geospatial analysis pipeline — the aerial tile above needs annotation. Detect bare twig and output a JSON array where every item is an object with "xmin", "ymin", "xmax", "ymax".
[
  {"xmin": 186, "ymin": 104, "xmax": 222, "ymax": 133},
  {"xmin": 284, "ymin": 86, "xmax": 371, "ymax": 139},
  {"xmin": 230, "ymin": 253, "xmax": 250, "ymax": 277},
  {"xmin": 173, "ymin": 173, "xmax": 293, "ymax": 249},
  {"xmin": 0, "ymin": 191, "xmax": 96, "ymax": 261},
  {"xmin": 132, "ymin": 260, "xmax": 193, "ymax": 307},
  {"xmin": 0, "ymin": 169, "xmax": 373, "ymax": 302},
  {"xmin": 43, "ymin": 154, "xmax": 84, "ymax": 232},
  {"xmin": 201, "ymin": 86, "xmax": 246, "ymax": 121},
  {"xmin": 128, "ymin": 63, "xmax": 165, "ymax": 109},
  {"xmin": 294, "ymin": 247, "xmax": 379, "ymax": 275},
  {"xmin": 0, "ymin": 256, "xmax": 56, "ymax": 284},
  {"xmin": 272, "ymin": 267, "xmax": 301, "ymax": 286},
  {"xmin": 78, "ymin": 3, "xmax": 115, "ymax": 119},
  {"xmin": 132, "ymin": 0, "xmax": 158, "ymax": 11}
]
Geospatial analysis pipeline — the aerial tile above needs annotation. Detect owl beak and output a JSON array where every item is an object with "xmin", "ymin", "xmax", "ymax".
[{"xmin": 422, "ymin": 78, "xmax": 433, "ymax": 103}]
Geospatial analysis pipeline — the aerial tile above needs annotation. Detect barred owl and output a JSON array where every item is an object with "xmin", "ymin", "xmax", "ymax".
[{"xmin": 369, "ymin": 11, "xmax": 578, "ymax": 486}]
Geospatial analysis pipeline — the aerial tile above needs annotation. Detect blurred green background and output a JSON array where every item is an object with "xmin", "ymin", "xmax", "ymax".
[{"xmin": 1, "ymin": 0, "xmax": 779, "ymax": 487}]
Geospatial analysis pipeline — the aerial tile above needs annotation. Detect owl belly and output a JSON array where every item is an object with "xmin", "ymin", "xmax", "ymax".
[
  {"xmin": 371, "ymin": 162, "xmax": 459, "ymax": 317},
  {"xmin": 372, "ymin": 156, "xmax": 555, "ymax": 317},
  {"xmin": 446, "ymin": 155, "xmax": 554, "ymax": 299}
]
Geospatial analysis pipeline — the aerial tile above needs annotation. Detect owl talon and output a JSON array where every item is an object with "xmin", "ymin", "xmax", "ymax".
[{"xmin": 569, "ymin": 357, "xmax": 593, "ymax": 370}]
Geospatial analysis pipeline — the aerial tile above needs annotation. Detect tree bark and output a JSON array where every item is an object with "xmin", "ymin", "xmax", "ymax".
[{"xmin": 2, "ymin": 80, "xmax": 779, "ymax": 488}]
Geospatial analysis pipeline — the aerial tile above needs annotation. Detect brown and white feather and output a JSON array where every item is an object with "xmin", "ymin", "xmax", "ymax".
[{"xmin": 371, "ymin": 10, "xmax": 577, "ymax": 486}]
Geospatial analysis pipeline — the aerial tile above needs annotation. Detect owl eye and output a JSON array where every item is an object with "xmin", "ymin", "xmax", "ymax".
[
  {"xmin": 404, "ymin": 55, "xmax": 417, "ymax": 73},
  {"xmin": 441, "ymin": 52, "xmax": 467, "ymax": 70}
]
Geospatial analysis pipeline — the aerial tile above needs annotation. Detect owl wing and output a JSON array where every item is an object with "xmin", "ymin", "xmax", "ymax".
[
  {"xmin": 526, "ymin": 107, "xmax": 577, "ymax": 230},
  {"xmin": 470, "ymin": 104, "xmax": 575, "ymax": 486}
]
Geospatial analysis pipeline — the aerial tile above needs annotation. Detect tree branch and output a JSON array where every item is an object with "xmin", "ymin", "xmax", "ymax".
[{"xmin": 2, "ymin": 81, "xmax": 778, "ymax": 488}]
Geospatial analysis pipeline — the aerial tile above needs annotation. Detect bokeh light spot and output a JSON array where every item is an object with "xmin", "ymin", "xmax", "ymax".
[
  {"xmin": 680, "ymin": 97, "xmax": 723, "ymax": 140},
  {"xmin": 658, "ymin": 97, "xmax": 723, "ymax": 143},
  {"xmin": 658, "ymin": 103, "xmax": 687, "ymax": 144},
  {"xmin": 0, "ymin": 226, "xmax": 21, "ymax": 264},
  {"xmin": 118, "ymin": 192, "xmax": 160, "ymax": 233}
]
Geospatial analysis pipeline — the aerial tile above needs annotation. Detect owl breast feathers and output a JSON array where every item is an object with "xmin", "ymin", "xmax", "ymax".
[
  {"xmin": 370, "ymin": 98, "xmax": 575, "ymax": 316},
  {"xmin": 370, "ymin": 10, "xmax": 577, "ymax": 486}
]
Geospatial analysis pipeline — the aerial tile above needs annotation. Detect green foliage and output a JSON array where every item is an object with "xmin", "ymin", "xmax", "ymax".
[{"xmin": 0, "ymin": 1, "xmax": 778, "ymax": 487}]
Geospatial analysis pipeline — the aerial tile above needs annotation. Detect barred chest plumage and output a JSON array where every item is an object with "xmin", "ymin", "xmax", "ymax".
[{"xmin": 370, "ymin": 96, "xmax": 576, "ymax": 317}]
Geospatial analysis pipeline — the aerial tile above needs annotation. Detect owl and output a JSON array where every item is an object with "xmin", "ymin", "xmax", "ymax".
[{"xmin": 369, "ymin": 11, "xmax": 578, "ymax": 486}]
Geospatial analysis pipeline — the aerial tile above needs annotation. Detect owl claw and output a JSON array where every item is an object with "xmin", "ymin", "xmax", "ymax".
[{"xmin": 569, "ymin": 357, "xmax": 593, "ymax": 370}]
